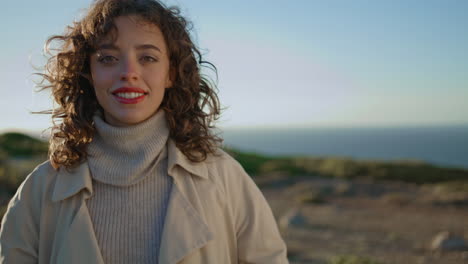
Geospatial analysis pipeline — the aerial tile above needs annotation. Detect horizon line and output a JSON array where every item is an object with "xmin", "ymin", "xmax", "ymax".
[{"xmin": 2, "ymin": 121, "xmax": 468, "ymax": 137}]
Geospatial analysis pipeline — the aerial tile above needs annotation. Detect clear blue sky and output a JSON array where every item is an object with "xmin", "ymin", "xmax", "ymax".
[{"xmin": 1, "ymin": 0, "xmax": 467, "ymax": 133}]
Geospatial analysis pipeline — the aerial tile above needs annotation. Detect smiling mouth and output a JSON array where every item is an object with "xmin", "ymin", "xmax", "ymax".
[
  {"xmin": 112, "ymin": 87, "xmax": 148, "ymax": 104},
  {"xmin": 114, "ymin": 92, "xmax": 147, "ymax": 99},
  {"xmin": 113, "ymin": 93, "xmax": 147, "ymax": 104}
]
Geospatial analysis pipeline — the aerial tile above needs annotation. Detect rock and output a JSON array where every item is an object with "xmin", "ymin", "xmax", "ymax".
[
  {"xmin": 430, "ymin": 231, "xmax": 468, "ymax": 251},
  {"xmin": 462, "ymin": 251, "xmax": 468, "ymax": 260},
  {"xmin": 279, "ymin": 207, "xmax": 307, "ymax": 229}
]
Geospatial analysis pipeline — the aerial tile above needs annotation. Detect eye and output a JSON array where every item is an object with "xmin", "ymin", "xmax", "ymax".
[
  {"xmin": 140, "ymin": 55, "xmax": 158, "ymax": 63},
  {"xmin": 96, "ymin": 54, "xmax": 118, "ymax": 64}
]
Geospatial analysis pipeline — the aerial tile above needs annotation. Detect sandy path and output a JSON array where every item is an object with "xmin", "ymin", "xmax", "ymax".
[{"xmin": 258, "ymin": 175, "xmax": 468, "ymax": 264}]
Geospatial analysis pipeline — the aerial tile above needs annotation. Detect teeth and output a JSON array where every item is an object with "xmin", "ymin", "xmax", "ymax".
[{"xmin": 115, "ymin": 92, "xmax": 144, "ymax": 99}]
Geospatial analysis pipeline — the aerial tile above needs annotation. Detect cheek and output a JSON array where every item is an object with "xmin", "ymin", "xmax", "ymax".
[
  {"xmin": 147, "ymin": 67, "xmax": 171, "ymax": 88},
  {"xmin": 91, "ymin": 68, "xmax": 114, "ymax": 92}
]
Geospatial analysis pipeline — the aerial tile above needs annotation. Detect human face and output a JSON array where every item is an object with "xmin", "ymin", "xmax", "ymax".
[{"xmin": 89, "ymin": 15, "xmax": 172, "ymax": 127}]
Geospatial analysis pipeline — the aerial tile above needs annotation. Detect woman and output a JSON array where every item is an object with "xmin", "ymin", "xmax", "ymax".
[{"xmin": 0, "ymin": 0, "xmax": 288, "ymax": 263}]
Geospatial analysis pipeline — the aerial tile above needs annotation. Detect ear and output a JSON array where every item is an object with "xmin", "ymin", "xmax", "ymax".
[
  {"xmin": 165, "ymin": 67, "xmax": 175, "ymax": 88},
  {"xmin": 165, "ymin": 77, "xmax": 172, "ymax": 89}
]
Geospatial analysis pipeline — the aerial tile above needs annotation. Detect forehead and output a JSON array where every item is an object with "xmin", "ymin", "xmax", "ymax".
[{"xmin": 95, "ymin": 15, "xmax": 167, "ymax": 50}]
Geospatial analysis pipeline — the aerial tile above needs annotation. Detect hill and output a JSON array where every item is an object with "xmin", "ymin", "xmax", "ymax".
[{"xmin": 0, "ymin": 132, "xmax": 48, "ymax": 158}]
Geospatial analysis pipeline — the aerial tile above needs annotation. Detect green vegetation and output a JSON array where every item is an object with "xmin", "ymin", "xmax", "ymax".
[
  {"xmin": 0, "ymin": 164, "xmax": 25, "ymax": 195},
  {"xmin": 0, "ymin": 206, "xmax": 6, "ymax": 220},
  {"xmin": 328, "ymin": 255, "xmax": 385, "ymax": 264},
  {"xmin": 0, "ymin": 132, "xmax": 48, "ymax": 222},
  {"xmin": 295, "ymin": 192, "xmax": 327, "ymax": 204},
  {"xmin": 224, "ymin": 149, "xmax": 275, "ymax": 175},
  {"xmin": 1, "ymin": 133, "xmax": 468, "ymax": 222},
  {"xmin": 432, "ymin": 180, "xmax": 468, "ymax": 193},
  {"xmin": 0, "ymin": 132, "xmax": 48, "ymax": 195},
  {"xmin": 227, "ymin": 148, "xmax": 468, "ymax": 185},
  {"xmin": 0, "ymin": 132, "xmax": 48, "ymax": 157}
]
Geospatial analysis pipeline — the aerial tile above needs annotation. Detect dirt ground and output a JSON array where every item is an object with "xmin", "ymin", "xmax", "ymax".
[{"xmin": 256, "ymin": 174, "xmax": 468, "ymax": 264}]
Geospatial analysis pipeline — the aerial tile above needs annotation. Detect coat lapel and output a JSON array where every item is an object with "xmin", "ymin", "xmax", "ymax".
[
  {"xmin": 56, "ymin": 201, "xmax": 104, "ymax": 264},
  {"xmin": 159, "ymin": 140, "xmax": 215, "ymax": 263},
  {"xmin": 158, "ymin": 176, "xmax": 214, "ymax": 264},
  {"xmin": 52, "ymin": 162, "xmax": 104, "ymax": 264}
]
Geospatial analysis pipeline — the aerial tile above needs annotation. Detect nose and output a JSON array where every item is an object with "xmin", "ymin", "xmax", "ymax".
[{"xmin": 120, "ymin": 58, "xmax": 139, "ymax": 82}]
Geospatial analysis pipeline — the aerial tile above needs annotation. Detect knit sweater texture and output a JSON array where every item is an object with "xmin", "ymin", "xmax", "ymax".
[{"xmin": 85, "ymin": 110, "xmax": 172, "ymax": 264}]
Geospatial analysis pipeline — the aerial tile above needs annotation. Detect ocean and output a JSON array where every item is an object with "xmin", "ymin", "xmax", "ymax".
[{"xmin": 221, "ymin": 125, "xmax": 468, "ymax": 170}]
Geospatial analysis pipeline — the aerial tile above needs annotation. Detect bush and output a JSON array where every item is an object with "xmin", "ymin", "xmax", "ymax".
[
  {"xmin": 0, "ymin": 205, "xmax": 6, "ymax": 223},
  {"xmin": 0, "ymin": 132, "xmax": 48, "ymax": 157},
  {"xmin": 432, "ymin": 181, "xmax": 468, "ymax": 193},
  {"xmin": 328, "ymin": 255, "xmax": 385, "ymax": 264},
  {"xmin": 0, "ymin": 157, "xmax": 45, "ymax": 199},
  {"xmin": 295, "ymin": 192, "xmax": 327, "ymax": 204},
  {"xmin": 225, "ymin": 146, "xmax": 468, "ymax": 185},
  {"xmin": 224, "ymin": 148, "xmax": 274, "ymax": 175},
  {"xmin": 0, "ymin": 164, "xmax": 25, "ymax": 195}
]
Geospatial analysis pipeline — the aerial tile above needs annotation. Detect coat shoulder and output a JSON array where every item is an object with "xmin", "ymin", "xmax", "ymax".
[
  {"xmin": 203, "ymin": 148, "xmax": 255, "ymax": 196},
  {"xmin": 205, "ymin": 149, "xmax": 247, "ymax": 179},
  {"xmin": 9, "ymin": 160, "xmax": 58, "ymax": 207},
  {"xmin": 24, "ymin": 160, "xmax": 58, "ymax": 191},
  {"xmin": 0, "ymin": 160, "xmax": 58, "ymax": 262}
]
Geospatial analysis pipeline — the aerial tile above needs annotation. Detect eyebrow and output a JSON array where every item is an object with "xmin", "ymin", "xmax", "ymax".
[{"xmin": 96, "ymin": 43, "xmax": 162, "ymax": 53}]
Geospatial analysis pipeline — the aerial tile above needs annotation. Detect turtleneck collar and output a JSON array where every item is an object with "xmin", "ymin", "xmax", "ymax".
[{"xmin": 87, "ymin": 110, "xmax": 170, "ymax": 186}]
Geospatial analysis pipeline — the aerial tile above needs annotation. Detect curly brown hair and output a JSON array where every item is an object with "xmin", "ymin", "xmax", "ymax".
[{"xmin": 37, "ymin": 0, "xmax": 222, "ymax": 169}]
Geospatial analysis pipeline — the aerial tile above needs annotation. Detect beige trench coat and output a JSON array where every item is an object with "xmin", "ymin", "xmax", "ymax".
[{"xmin": 0, "ymin": 140, "xmax": 288, "ymax": 264}]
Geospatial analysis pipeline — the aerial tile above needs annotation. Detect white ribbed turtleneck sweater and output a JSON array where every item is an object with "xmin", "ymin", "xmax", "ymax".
[{"xmin": 85, "ymin": 110, "xmax": 172, "ymax": 264}]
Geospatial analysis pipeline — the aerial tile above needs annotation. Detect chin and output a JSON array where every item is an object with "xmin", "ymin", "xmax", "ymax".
[{"xmin": 105, "ymin": 112, "xmax": 150, "ymax": 127}]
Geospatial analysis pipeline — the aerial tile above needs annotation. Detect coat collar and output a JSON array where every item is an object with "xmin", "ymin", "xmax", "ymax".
[
  {"xmin": 167, "ymin": 139, "xmax": 209, "ymax": 180},
  {"xmin": 52, "ymin": 139, "xmax": 209, "ymax": 201},
  {"xmin": 51, "ymin": 161, "xmax": 94, "ymax": 202}
]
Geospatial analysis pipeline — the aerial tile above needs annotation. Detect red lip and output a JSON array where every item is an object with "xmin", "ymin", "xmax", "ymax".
[
  {"xmin": 114, "ymin": 95, "xmax": 146, "ymax": 104},
  {"xmin": 112, "ymin": 87, "xmax": 147, "ymax": 94},
  {"xmin": 112, "ymin": 87, "xmax": 147, "ymax": 104}
]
